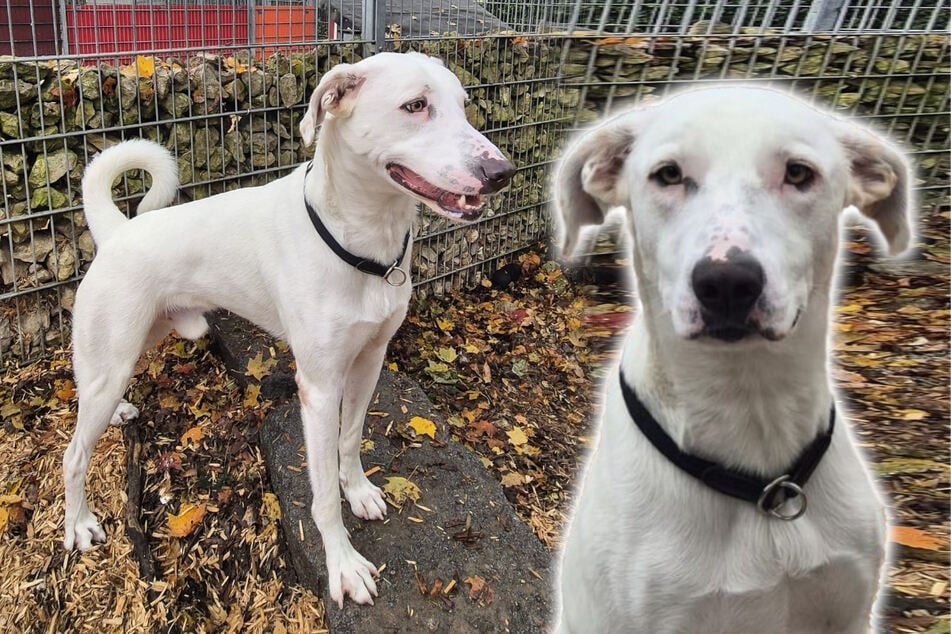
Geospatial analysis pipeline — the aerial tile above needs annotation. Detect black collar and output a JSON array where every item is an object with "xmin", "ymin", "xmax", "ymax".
[
  {"xmin": 618, "ymin": 369, "xmax": 835, "ymax": 520},
  {"xmin": 303, "ymin": 162, "xmax": 411, "ymax": 286}
]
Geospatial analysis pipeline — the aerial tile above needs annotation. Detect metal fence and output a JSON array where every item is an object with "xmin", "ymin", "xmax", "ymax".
[{"xmin": 1, "ymin": 0, "xmax": 948, "ymax": 365}]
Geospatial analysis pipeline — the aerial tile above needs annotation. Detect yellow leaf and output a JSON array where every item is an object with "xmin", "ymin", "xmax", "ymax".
[
  {"xmin": 180, "ymin": 426, "xmax": 204, "ymax": 448},
  {"xmin": 361, "ymin": 439, "xmax": 375, "ymax": 452},
  {"xmin": 436, "ymin": 347, "xmax": 458, "ymax": 363},
  {"xmin": 500, "ymin": 472, "xmax": 524, "ymax": 488},
  {"xmin": 890, "ymin": 526, "xmax": 945, "ymax": 551},
  {"xmin": 167, "ymin": 503, "xmax": 207, "ymax": 538},
  {"xmin": 899, "ymin": 409, "xmax": 928, "ymax": 421},
  {"xmin": 136, "ymin": 55, "xmax": 155, "ymax": 79},
  {"xmin": 261, "ymin": 493, "xmax": 281, "ymax": 522},
  {"xmin": 506, "ymin": 427, "xmax": 528, "ymax": 446},
  {"xmin": 243, "ymin": 384, "xmax": 261, "ymax": 408},
  {"xmin": 408, "ymin": 416, "xmax": 436, "ymax": 440},
  {"xmin": 387, "ymin": 362, "xmax": 399, "ymax": 372},
  {"xmin": 0, "ymin": 506, "xmax": 7, "ymax": 533},
  {"xmin": 246, "ymin": 351, "xmax": 277, "ymax": 380},
  {"xmin": 436, "ymin": 318, "xmax": 454, "ymax": 332},
  {"xmin": 382, "ymin": 477, "xmax": 421, "ymax": 505},
  {"xmin": 54, "ymin": 379, "xmax": 76, "ymax": 401}
]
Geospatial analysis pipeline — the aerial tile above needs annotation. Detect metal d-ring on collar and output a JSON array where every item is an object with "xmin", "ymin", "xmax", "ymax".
[
  {"xmin": 303, "ymin": 162, "xmax": 411, "ymax": 286},
  {"xmin": 618, "ymin": 369, "xmax": 835, "ymax": 521}
]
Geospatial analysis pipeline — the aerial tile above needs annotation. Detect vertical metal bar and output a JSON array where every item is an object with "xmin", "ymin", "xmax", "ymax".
[{"xmin": 361, "ymin": 0, "xmax": 384, "ymax": 55}]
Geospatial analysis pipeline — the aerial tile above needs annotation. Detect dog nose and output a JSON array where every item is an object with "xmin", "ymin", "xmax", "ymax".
[
  {"xmin": 691, "ymin": 255, "xmax": 765, "ymax": 322},
  {"xmin": 477, "ymin": 157, "xmax": 515, "ymax": 194}
]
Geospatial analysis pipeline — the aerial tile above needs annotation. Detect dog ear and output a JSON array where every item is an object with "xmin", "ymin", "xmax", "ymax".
[
  {"xmin": 554, "ymin": 112, "xmax": 638, "ymax": 257},
  {"xmin": 837, "ymin": 124, "xmax": 913, "ymax": 256},
  {"xmin": 299, "ymin": 64, "xmax": 367, "ymax": 146}
]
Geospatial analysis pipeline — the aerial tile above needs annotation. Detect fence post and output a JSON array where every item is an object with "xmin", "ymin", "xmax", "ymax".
[
  {"xmin": 248, "ymin": 0, "xmax": 257, "ymax": 47},
  {"xmin": 804, "ymin": 0, "xmax": 849, "ymax": 32},
  {"xmin": 361, "ymin": 0, "xmax": 385, "ymax": 56}
]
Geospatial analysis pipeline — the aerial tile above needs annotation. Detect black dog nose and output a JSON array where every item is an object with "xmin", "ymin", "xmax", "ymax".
[
  {"xmin": 477, "ymin": 157, "xmax": 515, "ymax": 194},
  {"xmin": 691, "ymin": 255, "xmax": 765, "ymax": 322}
]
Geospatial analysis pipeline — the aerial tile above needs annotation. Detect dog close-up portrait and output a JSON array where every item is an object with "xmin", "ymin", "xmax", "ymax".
[{"xmin": 551, "ymin": 86, "xmax": 913, "ymax": 634}]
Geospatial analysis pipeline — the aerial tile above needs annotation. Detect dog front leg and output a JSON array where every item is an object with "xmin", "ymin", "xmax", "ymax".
[
  {"xmin": 339, "ymin": 342, "xmax": 388, "ymax": 521},
  {"xmin": 296, "ymin": 369, "xmax": 378, "ymax": 607}
]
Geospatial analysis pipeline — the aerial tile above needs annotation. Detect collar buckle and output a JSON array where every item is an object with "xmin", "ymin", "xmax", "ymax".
[
  {"xmin": 383, "ymin": 262, "xmax": 408, "ymax": 286},
  {"xmin": 756, "ymin": 475, "xmax": 807, "ymax": 521}
]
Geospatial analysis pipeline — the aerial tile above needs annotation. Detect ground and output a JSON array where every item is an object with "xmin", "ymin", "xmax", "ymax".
[{"xmin": 0, "ymin": 198, "xmax": 947, "ymax": 632}]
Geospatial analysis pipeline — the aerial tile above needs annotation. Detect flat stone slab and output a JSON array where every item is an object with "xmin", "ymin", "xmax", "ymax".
[{"xmin": 209, "ymin": 313, "xmax": 552, "ymax": 633}]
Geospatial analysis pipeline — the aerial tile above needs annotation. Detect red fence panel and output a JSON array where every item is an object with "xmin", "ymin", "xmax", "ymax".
[{"xmin": 64, "ymin": 6, "xmax": 250, "ymax": 58}]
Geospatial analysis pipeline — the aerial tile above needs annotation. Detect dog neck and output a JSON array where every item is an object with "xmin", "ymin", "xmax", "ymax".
[
  {"xmin": 303, "ymin": 124, "xmax": 418, "ymax": 264},
  {"xmin": 621, "ymin": 291, "xmax": 834, "ymax": 477}
]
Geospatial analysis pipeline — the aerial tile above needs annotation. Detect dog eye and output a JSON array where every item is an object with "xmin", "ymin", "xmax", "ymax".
[
  {"xmin": 785, "ymin": 162, "xmax": 814, "ymax": 187},
  {"xmin": 653, "ymin": 164, "xmax": 683, "ymax": 186},
  {"xmin": 402, "ymin": 98, "xmax": 428, "ymax": 114}
]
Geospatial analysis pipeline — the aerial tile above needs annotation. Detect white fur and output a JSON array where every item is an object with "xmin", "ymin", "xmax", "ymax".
[
  {"xmin": 62, "ymin": 52, "xmax": 511, "ymax": 608},
  {"xmin": 552, "ymin": 86, "xmax": 912, "ymax": 633}
]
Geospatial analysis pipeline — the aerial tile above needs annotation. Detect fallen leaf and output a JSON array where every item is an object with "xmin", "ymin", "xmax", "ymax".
[
  {"xmin": 382, "ymin": 477, "xmax": 421, "ymax": 505},
  {"xmin": 408, "ymin": 416, "xmax": 437, "ymax": 440},
  {"xmin": 245, "ymin": 351, "xmax": 277, "ymax": 380},
  {"xmin": 243, "ymin": 384, "xmax": 261, "ymax": 408},
  {"xmin": 387, "ymin": 362, "xmax": 398, "ymax": 372},
  {"xmin": 136, "ymin": 55, "xmax": 155, "ymax": 78},
  {"xmin": 464, "ymin": 575, "xmax": 485, "ymax": 599},
  {"xmin": 506, "ymin": 427, "xmax": 528, "ymax": 447},
  {"xmin": 167, "ymin": 503, "xmax": 207, "ymax": 538},
  {"xmin": 180, "ymin": 426, "xmax": 205, "ymax": 448},
  {"xmin": 500, "ymin": 472, "xmax": 524, "ymax": 487},
  {"xmin": 261, "ymin": 492, "xmax": 281, "ymax": 522},
  {"xmin": 54, "ymin": 379, "xmax": 76, "ymax": 401},
  {"xmin": 436, "ymin": 347, "xmax": 458, "ymax": 363}
]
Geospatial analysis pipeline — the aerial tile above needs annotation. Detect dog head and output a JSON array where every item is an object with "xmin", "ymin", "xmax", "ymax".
[
  {"xmin": 300, "ymin": 52, "xmax": 514, "ymax": 222},
  {"xmin": 554, "ymin": 86, "xmax": 912, "ymax": 345}
]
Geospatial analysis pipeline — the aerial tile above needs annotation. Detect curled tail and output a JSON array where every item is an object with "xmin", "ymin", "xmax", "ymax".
[{"xmin": 81, "ymin": 138, "xmax": 179, "ymax": 246}]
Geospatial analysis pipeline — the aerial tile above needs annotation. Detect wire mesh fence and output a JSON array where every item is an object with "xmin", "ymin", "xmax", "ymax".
[{"xmin": 1, "ymin": 0, "xmax": 948, "ymax": 365}]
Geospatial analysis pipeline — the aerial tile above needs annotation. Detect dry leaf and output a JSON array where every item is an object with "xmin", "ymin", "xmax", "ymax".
[
  {"xmin": 243, "ymin": 384, "xmax": 261, "ymax": 408},
  {"xmin": 464, "ymin": 575, "xmax": 485, "ymax": 599},
  {"xmin": 245, "ymin": 351, "xmax": 277, "ymax": 380},
  {"xmin": 136, "ymin": 55, "xmax": 155, "ymax": 79},
  {"xmin": 180, "ymin": 426, "xmax": 204, "ymax": 448},
  {"xmin": 506, "ymin": 427, "xmax": 528, "ymax": 446},
  {"xmin": 261, "ymin": 493, "xmax": 281, "ymax": 522},
  {"xmin": 167, "ymin": 503, "xmax": 207, "ymax": 538},
  {"xmin": 408, "ymin": 416, "xmax": 436, "ymax": 440},
  {"xmin": 500, "ymin": 472, "xmax": 524, "ymax": 487},
  {"xmin": 382, "ymin": 477, "xmax": 421, "ymax": 505}
]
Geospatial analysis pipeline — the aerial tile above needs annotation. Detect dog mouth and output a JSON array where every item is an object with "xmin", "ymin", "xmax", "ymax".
[{"xmin": 386, "ymin": 164, "xmax": 484, "ymax": 221}]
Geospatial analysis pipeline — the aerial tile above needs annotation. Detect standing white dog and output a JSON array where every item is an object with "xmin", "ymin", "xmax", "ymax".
[
  {"xmin": 63, "ymin": 52, "xmax": 513, "ymax": 607},
  {"xmin": 552, "ymin": 86, "xmax": 911, "ymax": 633}
]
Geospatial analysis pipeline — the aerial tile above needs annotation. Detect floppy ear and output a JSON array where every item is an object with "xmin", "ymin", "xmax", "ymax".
[
  {"xmin": 299, "ymin": 64, "xmax": 367, "ymax": 146},
  {"xmin": 837, "ymin": 124, "xmax": 913, "ymax": 256},
  {"xmin": 554, "ymin": 112, "xmax": 639, "ymax": 257}
]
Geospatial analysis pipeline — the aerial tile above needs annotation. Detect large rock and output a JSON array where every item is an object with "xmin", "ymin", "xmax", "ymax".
[{"xmin": 209, "ymin": 313, "xmax": 553, "ymax": 633}]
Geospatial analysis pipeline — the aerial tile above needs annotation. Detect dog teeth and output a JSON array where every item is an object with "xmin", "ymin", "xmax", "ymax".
[{"xmin": 457, "ymin": 195, "xmax": 467, "ymax": 207}]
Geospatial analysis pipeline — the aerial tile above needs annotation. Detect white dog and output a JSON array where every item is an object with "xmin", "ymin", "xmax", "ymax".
[
  {"xmin": 552, "ymin": 86, "xmax": 911, "ymax": 633},
  {"xmin": 62, "ymin": 52, "xmax": 513, "ymax": 607}
]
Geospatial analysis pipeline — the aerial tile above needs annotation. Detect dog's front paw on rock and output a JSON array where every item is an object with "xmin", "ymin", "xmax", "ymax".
[
  {"xmin": 343, "ymin": 478, "xmax": 387, "ymax": 521},
  {"xmin": 328, "ymin": 547, "xmax": 379, "ymax": 607}
]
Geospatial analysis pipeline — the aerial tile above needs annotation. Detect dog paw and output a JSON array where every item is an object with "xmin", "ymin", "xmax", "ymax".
[
  {"xmin": 327, "ymin": 545, "xmax": 379, "ymax": 608},
  {"xmin": 342, "ymin": 477, "xmax": 387, "ymax": 521},
  {"xmin": 64, "ymin": 509, "xmax": 106, "ymax": 551},
  {"xmin": 109, "ymin": 400, "xmax": 140, "ymax": 426}
]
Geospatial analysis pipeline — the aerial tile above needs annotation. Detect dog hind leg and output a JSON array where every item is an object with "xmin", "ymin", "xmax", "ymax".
[{"xmin": 64, "ymin": 317, "xmax": 151, "ymax": 550}]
